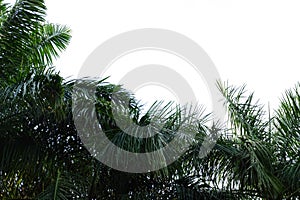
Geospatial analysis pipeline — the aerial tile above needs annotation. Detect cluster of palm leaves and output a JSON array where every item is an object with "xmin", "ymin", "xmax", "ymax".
[{"xmin": 0, "ymin": 0, "xmax": 299, "ymax": 199}]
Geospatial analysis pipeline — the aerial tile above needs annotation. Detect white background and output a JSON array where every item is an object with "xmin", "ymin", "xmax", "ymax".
[{"xmin": 5, "ymin": 0, "xmax": 300, "ymax": 112}]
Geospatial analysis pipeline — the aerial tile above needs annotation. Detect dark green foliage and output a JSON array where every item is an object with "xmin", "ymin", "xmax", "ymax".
[{"xmin": 0, "ymin": 0, "xmax": 299, "ymax": 199}]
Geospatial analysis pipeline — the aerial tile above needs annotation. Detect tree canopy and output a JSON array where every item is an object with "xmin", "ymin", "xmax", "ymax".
[{"xmin": 0, "ymin": 0, "xmax": 299, "ymax": 199}]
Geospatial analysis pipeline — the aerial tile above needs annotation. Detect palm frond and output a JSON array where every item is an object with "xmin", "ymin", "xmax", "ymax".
[
  {"xmin": 0, "ymin": 0, "xmax": 46, "ymax": 80},
  {"xmin": 0, "ymin": 0, "xmax": 71, "ymax": 84},
  {"xmin": 274, "ymin": 83, "xmax": 300, "ymax": 196},
  {"xmin": 31, "ymin": 23, "xmax": 71, "ymax": 66},
  {"xmin": 216, "ymin": 81, "xmax": 284, "ymax": 198},
  {"xmin": 37, "ymin": 170, "xmax": 83, "ymax": 200},
  {"xmin": 217, "ymin": 81, "xmax": 268, "ymax": 139}
]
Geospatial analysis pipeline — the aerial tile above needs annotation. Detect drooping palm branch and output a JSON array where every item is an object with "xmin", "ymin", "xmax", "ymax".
[{"xmin": 0, "ymin": 0, "xmax": 299, "ymax": 199}]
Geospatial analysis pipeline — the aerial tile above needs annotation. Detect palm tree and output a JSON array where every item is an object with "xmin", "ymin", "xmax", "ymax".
[
  {"xmin": 0, "ymin": 0, "xmax": 299, "ymax": 199},
  {"xmin": 0, "ymin": 0, "xmax": 73, "ymax": 198},
  {"xmin": 273, "ymin": 83, "xmax": 300, "ymax": 198},
  {"xmin": 181, "ymin": 82, "xmax": 299, "ymax": 199},
  {"xmin": 0, "ymin": 1, "xmax": 209, "ymax": 198}
]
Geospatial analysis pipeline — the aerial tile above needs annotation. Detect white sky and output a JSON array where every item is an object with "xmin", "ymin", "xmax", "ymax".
[{"xmin": 5, "ymin": 0, "xmax": 300, "ymax": 112}]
